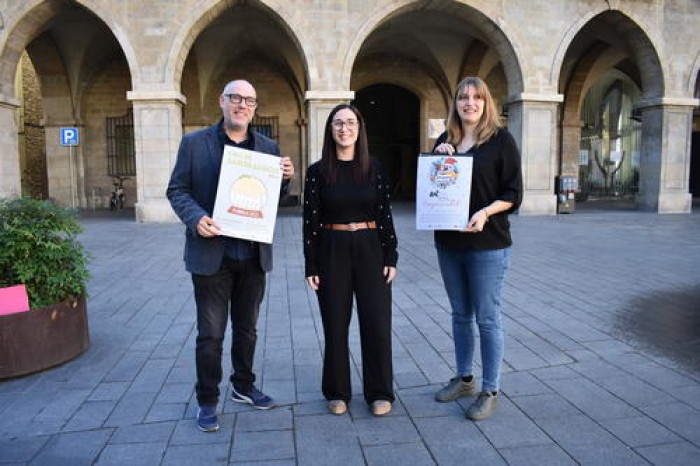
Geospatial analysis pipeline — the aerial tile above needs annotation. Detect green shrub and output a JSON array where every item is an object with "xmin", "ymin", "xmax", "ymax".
[{"xmin": 0, "ymin": 197, "xmax": 89, "ymax": 308}]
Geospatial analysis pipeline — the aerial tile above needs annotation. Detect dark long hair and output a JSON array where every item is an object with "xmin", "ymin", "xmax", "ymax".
[
  {"xmin": 320, "ymin": 104, "xmax": 371, "ymax": 184},
  {"xmin": 446, "ymin": 77, "xmax": 502, "ymax": 147}
]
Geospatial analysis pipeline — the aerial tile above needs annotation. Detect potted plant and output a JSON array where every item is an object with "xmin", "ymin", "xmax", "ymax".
[{"xmin": 0, "ymin": 197, "xmax": 90, "ymax": 379}]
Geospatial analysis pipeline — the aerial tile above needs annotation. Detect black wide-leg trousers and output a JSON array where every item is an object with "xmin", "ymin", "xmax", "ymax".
[{"xmin": 316, "ymin": 229, "xmax": 394, "ymax": 405}]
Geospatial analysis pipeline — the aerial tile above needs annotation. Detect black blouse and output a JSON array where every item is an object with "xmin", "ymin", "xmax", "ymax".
[
  {"xmin": 303, "ymin": 158, "xmax": 398, "ymax": 277},
  {"xmin": 433, "ymin": 128, "xmax": 523, "ymax": 251}
]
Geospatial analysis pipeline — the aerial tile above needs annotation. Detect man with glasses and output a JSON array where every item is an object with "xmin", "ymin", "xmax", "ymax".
[{"xmin": 167, "ymin": 79, "xmax": 295, "ymax": 432}]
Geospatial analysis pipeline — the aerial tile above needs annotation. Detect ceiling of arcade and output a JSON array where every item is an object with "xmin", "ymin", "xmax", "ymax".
[
  {"xmin": 3, "ymin": 0, "xmax": 690, "ymax": 128},
  {"xmin": 11, "ymin": 2, "xmax": 126, "ymax": 124}
]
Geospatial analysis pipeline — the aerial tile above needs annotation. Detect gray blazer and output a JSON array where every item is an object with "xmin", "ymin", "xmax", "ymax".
[{"xmin": 166, "ymin": 123, "xmax": 289, "ymax": 275}]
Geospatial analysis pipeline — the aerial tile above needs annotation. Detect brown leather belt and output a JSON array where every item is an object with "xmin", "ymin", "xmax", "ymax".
[{"xmin": 322, "ymin": 221, "xmax": 377, "ymax": 231}]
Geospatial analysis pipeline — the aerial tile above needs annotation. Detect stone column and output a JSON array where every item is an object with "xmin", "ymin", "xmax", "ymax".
[
  {"xmin": 0, "ymin": 96, "xmax": 21, "ymax": 198},
  {"xmin": 305, "ymin": 91, "xmax": 355, "ymax": 167},
  {"xmin": 506, "ymin": 94, "xmax": 563, "ymax": 215},
  {"xmin": 636, "ymin": 98, "xmax": 697, "ymax": 213},
  {"xmin": 43, "ymin": 124, "xmax": 86, "ymax": 208},
  {"xmin": 560, "ymin": 118, "xmax": 582, "ymax": 178},
  {"xmin": 127, "ymin": 90, "xmax": 186, "ymax": 222}
]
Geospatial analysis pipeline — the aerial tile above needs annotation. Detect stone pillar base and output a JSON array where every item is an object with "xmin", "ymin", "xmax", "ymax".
[
  {"xmin": 519, "ymin": 192, "xmax": 557, "ymax": 215},
  {"xmin": 638, "ymin": 192, "xmax": 692, "ymax": 213},
  {"xmin": 135, "ymin": 199, "xmax": 178, "ymax": 222}
]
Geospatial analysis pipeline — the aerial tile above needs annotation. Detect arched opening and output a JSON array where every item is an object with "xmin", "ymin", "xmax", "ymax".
[
  {"xmin": 354, "ymin": 84, "xmax": 420, "ymax": 200},
  {"xmin": 691, "ymin": 71, "xmax": 700, "ymax": 202},
  {"xmin": 578, "ymin": 73, "xmax": 642, "ymax": 203},
  {"xmin": 11, "ymin": 1, "xmax": 132, "ymax": 211},
  {"xmin": 179, "ymin": 0, "xmax": 307, "ymax": 199},
  {"xmin": 558, "ymin": 11, "xmax": 664, "ymax": 210}
]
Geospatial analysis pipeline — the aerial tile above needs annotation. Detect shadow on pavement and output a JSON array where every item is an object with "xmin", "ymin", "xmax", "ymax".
[{"xmin": 616, "ymin": 284, "xmax": 700, "ymax": 373}]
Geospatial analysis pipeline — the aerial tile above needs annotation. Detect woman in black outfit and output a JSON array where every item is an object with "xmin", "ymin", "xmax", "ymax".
[
  {"xmin": 303, "ymin": 104, "xmax": 398, "ymax": 417},
  {"xmin": 432, "ymin": 77, "xmax": 522, "ymax": 421}
]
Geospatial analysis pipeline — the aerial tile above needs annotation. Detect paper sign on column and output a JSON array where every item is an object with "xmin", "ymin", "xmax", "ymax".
[
  {"xmin": 416, "ymin": 154, "xmax": 473, "ymax": 230},
  {"xmin": 212, "ymin": 146, "xmax": 282, "ymax": 244}
]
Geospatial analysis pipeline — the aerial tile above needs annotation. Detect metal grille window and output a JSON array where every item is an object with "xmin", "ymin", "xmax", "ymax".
[
  {"xmin": 106, "ymin": 110, "xmax": 136, "ymax": 177},
  {"xmin": 251, "ymin": 115, "xmax": 278, "ymax": 141}
]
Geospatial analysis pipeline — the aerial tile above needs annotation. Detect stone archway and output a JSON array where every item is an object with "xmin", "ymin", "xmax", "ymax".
[
  {"xmin": 175, "ymin": 0, "xmax": 309, "ymax": 199},
  {"xmin": 556, "ymin": 10, "xmax": 692, "ymax": 212},
  {"xmin": 0, "ymin": 1, "xmax": 132, "ymax": 210}
]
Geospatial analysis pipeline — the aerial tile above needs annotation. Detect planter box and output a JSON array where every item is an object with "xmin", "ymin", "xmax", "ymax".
[{"xmin": 0, "ymin": 297, "xmax": 89, "ymax": 379}]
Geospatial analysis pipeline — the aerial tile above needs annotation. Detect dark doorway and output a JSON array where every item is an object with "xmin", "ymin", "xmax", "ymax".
[{"xmin": 354, "ymin": 84, "xmax": 420, "ymax": 200}]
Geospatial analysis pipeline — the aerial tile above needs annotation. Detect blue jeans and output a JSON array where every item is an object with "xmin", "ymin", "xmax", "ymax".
[{"xmin": 436, "ymin": 244, "xmax": 510, "ymax": 391}]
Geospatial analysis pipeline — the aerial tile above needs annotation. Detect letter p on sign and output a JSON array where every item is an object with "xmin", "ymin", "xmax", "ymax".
[{"xmin": 60, "ymin": 127, "xmax": 79, "ymax": 146}]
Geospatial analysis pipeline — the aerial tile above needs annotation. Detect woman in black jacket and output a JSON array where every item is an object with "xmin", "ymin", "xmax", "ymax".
[
  {"xmin": 303, "ymin": 104, "xmax": 398, "ymax": 417},
  {"xmin": 432, "ymin": 77, "xmax": 523, "ymax": 421}
]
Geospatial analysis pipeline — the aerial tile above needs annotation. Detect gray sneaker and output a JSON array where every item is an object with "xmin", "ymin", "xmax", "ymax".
[
  {"xmin": 465, "ymin": 391, "xmax": 498, "ymax": 421},
  {"xmin": 434, "ymin": 376, "xmax": 477, "ymax": 402}
]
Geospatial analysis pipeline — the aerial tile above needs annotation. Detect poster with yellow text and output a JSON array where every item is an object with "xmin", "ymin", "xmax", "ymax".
[{"xmin": 212, "ymin": 146, "xmax": 282, "ymax": 243}]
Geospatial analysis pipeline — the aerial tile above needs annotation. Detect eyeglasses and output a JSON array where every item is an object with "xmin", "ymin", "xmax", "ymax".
[
  {"xmin": 225, "ymin": 93, "xmax": 258, "ymax": 107},
  {"xmin": 331, "ymin": 119, "xmax": 358, "ymax": 130}
]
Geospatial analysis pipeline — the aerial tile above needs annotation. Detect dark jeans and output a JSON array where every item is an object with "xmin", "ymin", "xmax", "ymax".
[{"xmin": 192, "ymin": 258, "xmax": 265, "ymax": 405}]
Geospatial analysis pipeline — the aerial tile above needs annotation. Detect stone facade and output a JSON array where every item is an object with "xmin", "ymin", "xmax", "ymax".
[{"xmin": 0, "ymin": 0, "xmax": 697, "ymax": 220}]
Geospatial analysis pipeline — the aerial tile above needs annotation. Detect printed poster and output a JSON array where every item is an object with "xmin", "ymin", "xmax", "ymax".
[
  {"xmin": 212, "ymin": 146, "xmax": 282, "ymax": 244},
  {"xmin": 416, "ymin": 154, "xmax": 473, "ymax": 230}
]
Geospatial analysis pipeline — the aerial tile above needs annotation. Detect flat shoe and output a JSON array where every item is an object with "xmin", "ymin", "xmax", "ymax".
[
  {"xmin": 371, "ymin": 400, "xmax": 392, "ymax": 416},
  {"xmin": 328, "ymin": 399, "xmax": 347, "ymax": 415}
]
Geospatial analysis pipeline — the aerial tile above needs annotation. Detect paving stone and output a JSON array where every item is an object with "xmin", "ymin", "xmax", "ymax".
[
  {"xmin": 29, "ymin": 430, "xmax": 113, "ymax": 466},
  {"xmin": 510, "ymin": 393, "xmax": 581, "ymax": 420},
  {"xmin": 63, "ymin": 401, "xmax": 116, "ymax": 432},
  {"xmin": 476, "ymin": 396, "xmax": 552, "ymax": 449},
  {"xmin": 641, "ymin": 402, "xmax": 700, "ymax": 444},
  {"xmin": 500, "ymin": 371, "xmax": 552, "ymax": 397},
  {"xmin": 364, "ymin": 442, "xmax": 436, "ymax": 465},
  {"xmin": 295, "ymin": 415, "xmax": 365, "ymax": 466},
  {"xmin": 230, "ymin": 430, "xmax": 294, "ymax": 462},
  {"xmin": 161, "ymin": 443, "xmax": 230, "ymax": 465},
  {"xmin": 109, "ymin": 421, "xmax": 177, "ymax": 444},
  {"xmin": 598, "ymin": 416, "xmax": 681, "ymax": 447},
  {"xmin": 543, "ymin": 377, "xmax": 640, "ymax": 420},
  {"xmin": 235, "ymin": 408, "xmax": 293, "ymax": 432},
  {"xmin": 94, "ymin": 442, "xmax": 167, "ymax": 466},
  {"xmin": 636, "ymin": 442, "xmax": 700, "ymax": 466},
  {"xmin": 88, "ymin": 382, "xmax": 130, "ymax": 402},
  {"xmin": 354, "ymin": 415, "xmax": 422, "ymax": 446},
  {"xmin": 537, "ymin": 415, "xmax": 648, "ymax": 465},
  {"xmin": 414, "ymin": 416, "xmax": 506, "ymax": 465},
  {"xmin": 0, "ymin": 436, "xmax": 50, "ymax": 463},
  {"xmin": 144, "ymin": 403, "xmax": 187, "ymax": 423},
  {"xmin": 499, "ymin": 444, "xmax": 577, "ymax": 466}
]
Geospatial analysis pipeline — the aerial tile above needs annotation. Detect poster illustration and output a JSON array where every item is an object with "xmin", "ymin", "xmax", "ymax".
[
  {"xmin": 212, "ymin": 146, "xmax": 282, "ymax": 244},
  {"xmin": 416, "ymin": 154, "xmax": 473, "ymax": 230}
]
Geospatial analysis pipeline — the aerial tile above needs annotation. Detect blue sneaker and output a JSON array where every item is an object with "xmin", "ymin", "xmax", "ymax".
[
  {"xmin": 230, "ymin": 383, "xmax": 276, "ymax": 410},
  {"xmin": 196, "ymin": 404, "xmax": 219, "ymax": 432}
]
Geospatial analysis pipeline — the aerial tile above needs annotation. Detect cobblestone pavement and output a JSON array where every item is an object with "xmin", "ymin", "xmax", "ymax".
[{"xmin": 1, "ymin": 202, "xmax": 699, "ymax": 465}]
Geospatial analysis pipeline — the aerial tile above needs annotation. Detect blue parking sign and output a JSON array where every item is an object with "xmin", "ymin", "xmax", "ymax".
[{"xmin": 60, "ymin": 127, "xmax": 79, "ymax": 146}]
